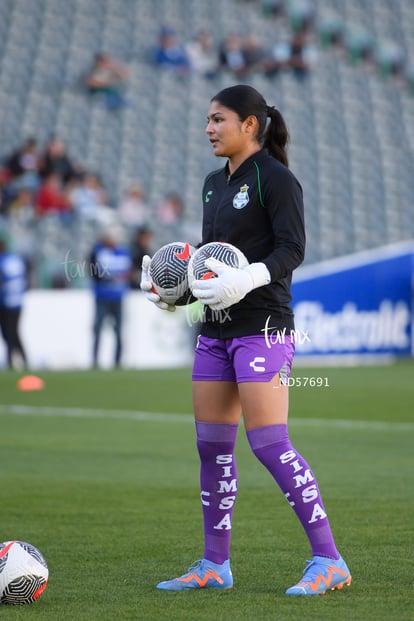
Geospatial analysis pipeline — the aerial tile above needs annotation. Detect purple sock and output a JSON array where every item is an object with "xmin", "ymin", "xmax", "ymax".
[
  {"xmin": 247, "ymin": 424, "xmax": 339, "ymax": 560},
  {"xmin": 196, "ymin": 421, "xmax": 239, "ymax": 565}
]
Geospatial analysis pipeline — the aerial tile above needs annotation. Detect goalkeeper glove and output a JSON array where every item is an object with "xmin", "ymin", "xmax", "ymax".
[
  {"xmin": 140, "ymin": 255, "xmax": 176, "ymax": 312},
  {"xmin": 191, "ymin": 258, "xmax": 271, "ymax": 311}
]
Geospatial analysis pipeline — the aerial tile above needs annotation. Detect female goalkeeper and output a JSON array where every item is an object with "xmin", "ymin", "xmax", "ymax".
[{"xmin": 141, "ymin": 84, "xmax": 351, "ymax": 596}]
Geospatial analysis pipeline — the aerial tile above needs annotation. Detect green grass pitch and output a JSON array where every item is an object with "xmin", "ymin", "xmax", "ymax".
[{"xmin": 0, "ymin": 361, "xmax": 413, "ymax": 620}]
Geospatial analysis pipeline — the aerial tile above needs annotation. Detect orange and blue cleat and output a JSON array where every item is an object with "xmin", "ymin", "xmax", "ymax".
[
  {"xmin": 285, "ymin": 555, "xmax": 352, "ymax": 596},
  {"xmin": 156, "ymin": 559, "xmax": 233, "ymax": 591}
]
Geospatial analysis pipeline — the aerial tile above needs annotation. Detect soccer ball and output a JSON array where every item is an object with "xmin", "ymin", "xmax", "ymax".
[
  {"xmin": 0, "ymin": 541, "xmax": 49, "ymax": 605},
  {"xmin": 150, "ymin": 241, "xmax": 196, "ymax": 306},
  {"xmin": 188, "ymin": 242, "xmax": 248, "ymax": 289}
]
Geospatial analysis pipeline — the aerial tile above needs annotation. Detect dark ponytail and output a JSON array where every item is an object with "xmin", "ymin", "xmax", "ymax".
[
  {"xmin": 264, "ymin": 105, "xmax": 289, "ymax": 167},
  {"xmin": 211, "ymin": 84, "xmax": 290, "ymax": 167}
]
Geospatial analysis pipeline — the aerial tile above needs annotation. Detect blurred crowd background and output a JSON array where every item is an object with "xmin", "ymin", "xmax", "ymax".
[{"xmin": 0, "ymin": 0, "xmax": 413, "ymax": 291}]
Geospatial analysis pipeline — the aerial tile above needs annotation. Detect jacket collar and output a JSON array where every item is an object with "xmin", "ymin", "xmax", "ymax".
[{"xmin": 224, "ymin": 149, "xmax": 267, "ymax": 183}]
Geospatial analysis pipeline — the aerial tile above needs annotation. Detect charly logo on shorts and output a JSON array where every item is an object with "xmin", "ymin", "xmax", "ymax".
[
  {"xmin": 233, "ymin": 184, "xmax": 250, "ymax": 209},
  {"xmin": 249, "ymin": 356, "xmax": 266, "ymax": 372}
]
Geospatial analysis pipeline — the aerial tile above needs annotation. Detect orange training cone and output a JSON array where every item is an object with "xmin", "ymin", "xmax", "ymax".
[{"xmin": 17, "ymin": 375, "xmax": 45, "ymax": 391}]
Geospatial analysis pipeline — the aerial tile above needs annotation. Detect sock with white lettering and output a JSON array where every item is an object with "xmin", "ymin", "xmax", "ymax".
[
  {"xmin": 247, "ymin": 424, "xmax": 339, "ymax": 559},
  {"xmin": 196, "ymin": 421, "xmax": 239, "ymax": 565}
]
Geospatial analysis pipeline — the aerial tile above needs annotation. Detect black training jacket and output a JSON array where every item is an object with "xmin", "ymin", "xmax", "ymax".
[{"xmin": 198, "ymin": 148, "xmax": 305, "ymax": 339}]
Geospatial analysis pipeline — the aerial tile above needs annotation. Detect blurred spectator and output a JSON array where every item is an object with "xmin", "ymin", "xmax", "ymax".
[
  {"xmin": 185, "ymin": 30, "xmax": 220, "ymax": 78},
  {"xmin": 67, "ymin": 172, "xmax": 109, "ymax": 221},
  {"xmin": 35, "ymin": 172, "xmax": 71, "ymax": 218},
  {"xmin": 129, "ymin": 225, "xmax": 154, "ymax": 290},
  {"xmin": 118, "ymin": 183, "xmax": 150, "ymax": 228},
  {"xmin": 242, "ymin": 34, "xmax": 280, "ymax": 76},
  {"xmin": 153, "ymin": 26, "xmax": 190, "ymax": 75},
  {"xmin": 0, "ymin": 236, "xmax": 28, "ymax": 369},
  {"xmin": 7, "ymin": 189, "xmax": 35, "ymax": 223},
  {"xmin": 84, "ymin": 52, "xmax": 130, "ymax": 110},
  {"xmin": 2, "ymin": 138, "xmax": 40, "ymax": 198},
  {"xmin": 156, "ymin": 191, "xmax": 185, "ymax": 246},
  {"xmin": 219, "ymin": 34, "xmax": 248, "ymax": 76},
  {"xmin": 0, "ymin": 188, "xmax": 7, "ymax": 219},
  {"xmin": 272, "ymin": 29, "xmax": 312, "ymax": 78},
  {"xmin": 88, "ymin": 226, "xmax": 132, "ymax": 368},
  {"xmin": 38, "ymin": 135, "xmax": 80, "ymax": 184},
  {"xmin": 286, "ymin": 29, "xmax": 311, "ymax": 78},
  {"xmin": 157, "ymin": 191, "xmax": 184, "ymax": 227}
]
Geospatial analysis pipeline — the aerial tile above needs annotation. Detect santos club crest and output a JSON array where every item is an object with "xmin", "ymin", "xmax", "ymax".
[{"xmin": 233, "ymin": 184, "xmax": 250, "ymax": 209}]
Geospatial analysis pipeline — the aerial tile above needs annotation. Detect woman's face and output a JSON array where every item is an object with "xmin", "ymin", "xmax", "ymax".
[{"xmin": 206, "ymin": 101, "xmax": 255, "ymax": 159}]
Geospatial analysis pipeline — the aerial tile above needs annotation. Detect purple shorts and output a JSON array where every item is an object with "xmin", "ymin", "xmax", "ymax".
[{"xmin": 192, "ymin": 335, "xmax": 295, "ymax": 383}]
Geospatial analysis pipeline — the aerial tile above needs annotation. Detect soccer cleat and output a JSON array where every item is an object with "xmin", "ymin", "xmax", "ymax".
[
  {"xmin": 156, "ymin": 559, "xmax": 233, "ymax": 591},
  {"xmin": 285, "ymin": 555, "xmax": 352, "ymax": 596}
]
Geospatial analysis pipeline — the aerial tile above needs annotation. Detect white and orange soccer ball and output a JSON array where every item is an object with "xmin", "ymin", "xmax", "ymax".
[
  {"xmin": 187, "ymin": 241, "xmax": 248, "ymax": 290},
  {"xmin": 0, "ymin": 541, "xmax": 49, "ymax": 605},
  {"xmin": 149, "ymin": 241, "xmax": 196, "ymax": 306}
]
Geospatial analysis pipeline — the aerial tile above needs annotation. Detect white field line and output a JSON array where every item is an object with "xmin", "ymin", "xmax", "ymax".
[{"xmin": 0, "ymin": 405, "xmax": 413, "ymax": 432}]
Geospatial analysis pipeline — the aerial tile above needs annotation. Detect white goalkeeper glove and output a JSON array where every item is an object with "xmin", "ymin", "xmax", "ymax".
[
  {"xmin": 140, "ymin": 255, "xmax": 176, "ymax": 312},
  {"xmin": 191, "ymin": 258, "xmax": 271, "ymax": 311}
]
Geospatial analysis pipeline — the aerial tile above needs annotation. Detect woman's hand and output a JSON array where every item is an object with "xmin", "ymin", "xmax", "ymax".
[{"xmin": 192, "ymin": 258, "xmax": 270, "ymax": 310}]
